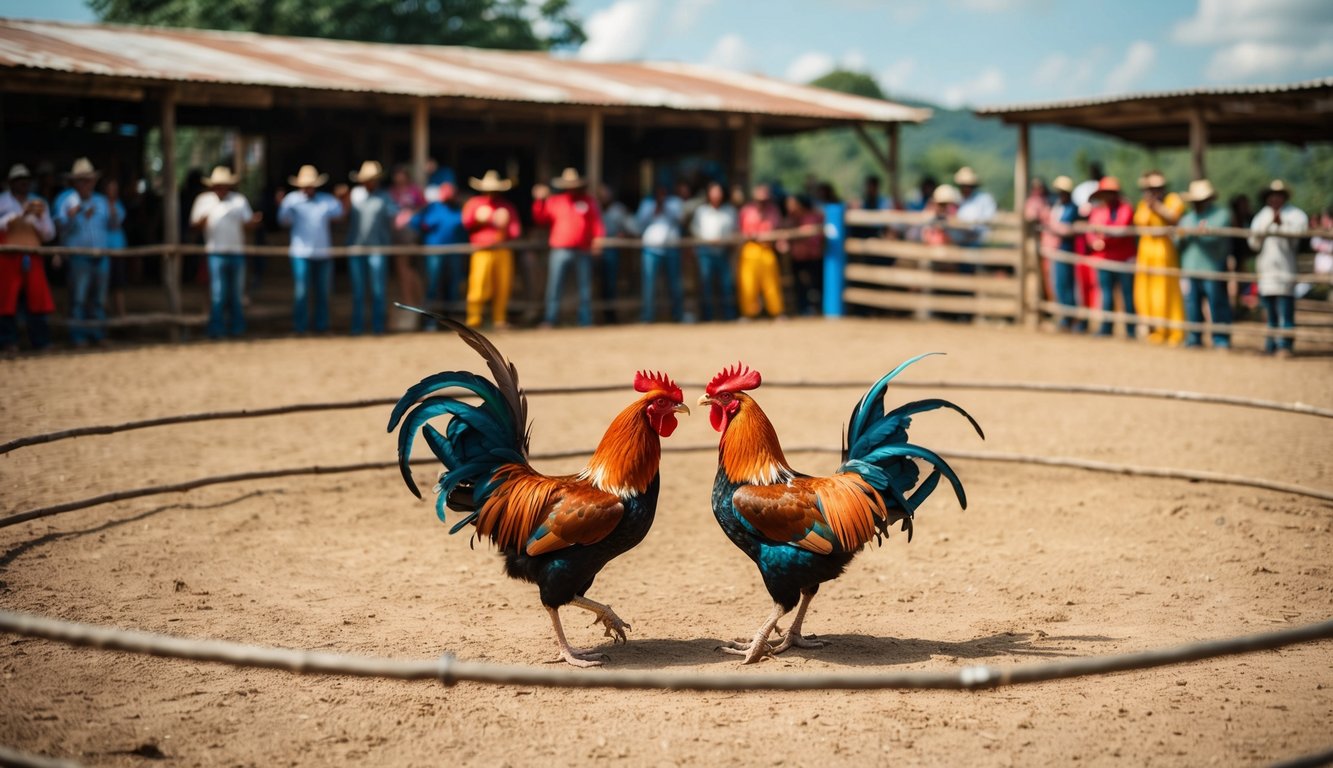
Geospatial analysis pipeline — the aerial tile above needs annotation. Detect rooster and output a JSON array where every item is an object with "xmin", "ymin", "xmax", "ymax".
[
  {"xmin": 698, "ymin": 356, "xmax": 983, "ymax": 663},
  {"xmin": 388, "ymin": 310, "xmax": 689, "ymax": 667}
]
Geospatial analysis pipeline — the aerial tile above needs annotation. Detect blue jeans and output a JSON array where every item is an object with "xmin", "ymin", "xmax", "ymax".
[
  {"xmin": 290, "ymin": 257, "xmax": 332, "ymax": 334},
  {"xmin": 595, "ymin": 249, "xmax": 620, "ymax": 323},
  {"xmin": 1096, "ymin": 266, "xmax": 1136, "ymax": 338},
  {"xmin": 424, "ymin": 253, "xmax": 464, "ymax": 313},
  {"xmin": 1185, "ymin": 277, "xmax": 1231, "ymax": 348},
  {"xmin": 1260, "ymin": 295, "xmax": 1295, "ymax": 353},
  {"xmin": 348, "ymin": 253, "xmax": 389, "ymax": 335},
  {"xmin": 544, "ymin": 248, "xmax": 593, "ymax": 326},
  {"xmin": 641, "ymin": 248, "xmax": 684, "ymax": 323},
  {"xmin": 207, "ymin": 253, "xmax": 246, "ymax": 338},
  {"xmin": 696, "ymin": 246, "xmax": 736, "ymax": 321},
  {"xmin": 67, "ymin": 254, "xmax": 110, "ymax": 345},
  {"xmin": 1051, "ymin": 257, "xmax": 1083, "ymax": 331}
]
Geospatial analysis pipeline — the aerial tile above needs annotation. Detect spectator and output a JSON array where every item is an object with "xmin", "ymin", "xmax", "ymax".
[
  {"xmin": 595, "ymin": 185, "xmax": 633, "ymax": 324},
  {"xmin": 921, "ymin": 184, "xmax": 960, "ymax": 246},
  {"xmin": 1023, "ymin": 177, "xmax": 1051, "ymax": 228},
  {"xmin": 1247, "ymin": 180, "xmax": 1307, "ymax": 357},
  {"xmin": 1085, "ymin": 177, "xmax": 1137, "ymax": 338},
  {"xmin": 277, "ymin": 165, "xmax": 346, "ymax": 335},
  {"xmin": 780, "ymin": 194, "xmax": 825, "ymax": 316},
  {"xmin": 1132, "ymin": 171, "xmax": 1186, "ymax": 346},
  {"xmin": 1043, "ymin": 176, "xmax": 1082, "ymax": 332},
  {"xmin": 848, "ymin": 175, "xmax": 892, "ymax": 240},
  {"xmin": 1072, "ymin": 161, "xmax": 1105, "ymax": 218},
  {"xmin": 189, "ymin": 166, "xmax": 260, "ymax": 340},
  {"xmin": 0, "ymin": 164, "xmax": 56, "ymax": 352},
  {"xmin": 532, "ymin": 168, "xmax": 603, "ymax": 328},
  {"xmin": 410, "ymin": 181, "xmax": 468, "ymax": 327},
  {"xmin": 346, "ymin": 161, "xmax": 398, "ymax": 336},
  {"xmin": 388, "ymin": 166, "xmax": 428, "ymax": 319},
  {"xmin": 689, "ymin": 181, "xmax": 738, "ymax": 322},
  {"xmin": 461, "ymin": 170, "xmax": 520, "ymax": 329},
  {"xmin": 737, "ymin": 184, "xmax": 784, "ymax": 319},
  {"xmin": 906, "ymin": 175, "xmax": 938, "ymax": 212},
  {"xmin": 950, "ymin": 166, "xmax": 997, "ymax": 249},
  {"xmin": 1176, "ymin": 179, "xmax": 1232, "ymax": 350},
  {"xmin": 103, "ymin": 178, "xmax": 128, "ymax": 318},
  {"xmin": 1227, "ymin": 193, "xmax": 1257, "ymax": 315},
  {"xmin": 1312, "ymin": 207, "xmax": 1333, "ymax": 295},
  {"xmin": 635, "ymin": 184, "xmax": 684, "ymax": 323},
  {"xmin": 53, "ymin": 158, "xmax": 114, "ymax": 347}
]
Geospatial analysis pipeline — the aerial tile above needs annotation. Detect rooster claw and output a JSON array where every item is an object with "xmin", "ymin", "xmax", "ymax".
[{"xmin": 590, "ymin": 611, "xmax": 630, "ymax": 644}]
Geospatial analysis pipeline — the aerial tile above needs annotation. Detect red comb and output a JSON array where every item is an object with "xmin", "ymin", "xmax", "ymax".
[
  {"xmin": 634, "ymin": 370, "xmax": 683, "ymax": 402},
  {"xmin": 706, "ymin": 362, "xmax": 761, "ymax": 396}
]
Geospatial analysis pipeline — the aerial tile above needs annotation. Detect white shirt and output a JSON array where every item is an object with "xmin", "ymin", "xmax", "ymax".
[
  {"xmin": 636, "ymin": 196, "xmax": 683, "ymax": 248},
  {"xmin": 691, "ymin": 203, "xmax": 737, "ymax": 241},
  {"xmin": 190, "ymin": 190, "xmax": 253, "ymax": 253},
  {"xmin": 0, "ymin": 190, "xmax": 55, "ymax": 243},
  {"xmin": 1248, "ymin": 203, "xmax": 1308, "ymax": 297}
]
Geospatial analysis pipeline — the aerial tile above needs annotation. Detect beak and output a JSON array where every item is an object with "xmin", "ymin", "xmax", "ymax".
[
  {"xmin": 673, "ymin": 402, "xmax": 691, "ymax": 416},
  {"xmin": 697, "ymin": 394, "xmax": 713, "ymax": 407}
]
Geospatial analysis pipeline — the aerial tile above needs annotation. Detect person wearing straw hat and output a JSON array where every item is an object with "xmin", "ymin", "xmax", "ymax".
[
  {"xmin": 190, "ymin": 165, "xmax": 260, "ymax": 339},
  {"xmin": 1176, "ymin": 179, "xmax": 1233, "ymax": 349},
  {"xmin": 1086, "ymin": 176, "xmax": 1137, "ymax": 338},
  {"xmin": 950, "ymin": 166, "xmax": 996, "ymax": 250},
  {"xmin": 52, "ymin": 157, "xmax": 115, "ymax": 346},
  {"xmin": 346, "ymin": 160, "xmax": 398, "ymax": 336},
  {"xmin": 1041, "ymin": 175, "xmax": 1083, "ymax": 332},
  {"xmin": 461, "ymin": 170, "xmax": 521, "ymax": 328},
  {"xmin": 0, "ymin": 163, "xmax": 56, "ymax": 352},
  {"xmin": 1247, "ymin": 179, "xmax": 1308, "ymax": 356},
  {"xmin": 1132, "ymin": 170, "xmax": 1186, "ymax": 345},
  {"xmin": 533, "ymin": 167, "xmax": 604, "ymax": 327},
  {"xmin": 278, "ymin": 164, "xmax": 347, "ymax": 334}
]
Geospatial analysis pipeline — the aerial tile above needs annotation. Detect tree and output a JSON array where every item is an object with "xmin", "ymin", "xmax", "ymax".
[
  {"xmin": 809, "ymin": 70, "xmax": 886, "ymax": 101},
  {"xmin": 89, "ymin": 0, "xmax": 586, "ymax": 50}
]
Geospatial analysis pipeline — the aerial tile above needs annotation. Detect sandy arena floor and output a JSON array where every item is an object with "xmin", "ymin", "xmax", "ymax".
[{"xmin": 1, "ymin": 318, "xmax": 1331, "ymax": 767}]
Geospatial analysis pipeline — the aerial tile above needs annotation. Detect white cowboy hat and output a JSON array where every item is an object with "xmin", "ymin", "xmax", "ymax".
[
  {"xmin": 1138, "ymin": 171, "xmax": 1167, "ymax": 189},
  {"xmin": 202, "ymin": 165, "xmax": 241, "ymax": 187},
  {"xmin": 67, "ymin": 157, "xmax": 101, "ymax": 180},
  {"xmin": 1051, "ymin": 175, "xmax": 1074, "ymax": 194},
  {"xmin": 349, "ymin": 160, "xmax": 384, "ymax": 184},
  {"xmin": 1183, "ymin": 179, "xmax": 1217, "ymax": 203},
  {"xmin": 288, "ymin": 164, "xmax": 329, "ymax": 188},
  {"xmin": 468, "ymin": 169, "xmax": 513, "ymax": 193},
  {"xmin": 953, "ymin": 166, "xmax": 980, "ymax": 186},
  {"xmin": 932, "ymin": 184, "xmax": 962, "ymax": 205},
  {"xmin": 7, "ymin": 164, "xmax": 32, "ymax": 181},
  {"xmin": 1265, "ymin": 179, "xmax": 1290, "ymax": 198},
  {"xmin": 551, "ymin": 167, "xmax": 587, "ymax": 190}
]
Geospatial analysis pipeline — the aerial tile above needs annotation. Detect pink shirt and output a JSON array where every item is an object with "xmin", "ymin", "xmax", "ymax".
[{"xmin": 1087, "ymin": 199, "xmax": 1136, "ymax": 262}]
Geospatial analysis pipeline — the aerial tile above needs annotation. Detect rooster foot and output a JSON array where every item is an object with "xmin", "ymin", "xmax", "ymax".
[
  {"xmin": 772, "ymin": 632, "xmax": 828, "ymax": 654},
  {"xmin": 717, "ymin": 638, "xmax": 775, "ymax": 664},
  {"xmin": 590, "ymin": 609, "xmax": 631, "ymax": 644},
  {"xmin": 547, "ymin": 647, "xmax": 609, "ymax": 667}
]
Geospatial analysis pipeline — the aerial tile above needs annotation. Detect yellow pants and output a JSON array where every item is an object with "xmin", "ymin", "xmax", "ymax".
[
  {"xmin": 1134, "ymin": 245, "xmax": 1184, "ymax": 345},
  {"xmin": 737, "ymin": 241, "xmax": 784, "ymax": 318},
  {"xmin": 466, "ymin": 248, "xmax": 513, "ymax": 327}
]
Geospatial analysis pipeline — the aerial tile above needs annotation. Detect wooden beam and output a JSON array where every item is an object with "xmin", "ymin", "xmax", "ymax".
[
  {"xmin": 411, "ymin": 98, "xmax": 429, "ymax": 188},
  {"xmin": 1013, "ymin": 121, "xmax": 1035, "ymax": 328},
  {"xmin": 585, "ymin": 109, "xmax": 603, "ymax": 198},
  {"xmin": 160, "ymin": 87, "xmax": 182, "ymax": 341},
  {"xmin": 852, "ymin": 123, "xmax": 893, "ymax": 183},
  {"xmin": 1189, "ymin": 107, "xmax": 1208, "ymax": 180},
  {"xmin": 886, "ymin": 122, "xmax": 901, "ymax": 208}
]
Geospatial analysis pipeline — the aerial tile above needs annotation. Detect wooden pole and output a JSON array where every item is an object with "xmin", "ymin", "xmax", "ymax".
[
  {"xmin": 1188, "ymin": 107, "xmax": 1208, "ymax": 181},
  {"xmin": 1013, "ymin": 121, "xmax": 1034, "ymax": 329},
  {"xmin": 886, "ymin": 122, "xmax": 901, "ymax": 208},
  {"xmin": 731, "ymin": 117, "xmax": 754, "ymax": 190},
  {"xmin": 585, "ymin": 110, "xmax": 603, "ymax": 198},
  {"xmin": 411, "ymin": 98, "xmax": 429, "ymax": 188},
  {"xmin": 852, "ymin": 123, "xmax": 893, "ymax": 184},
  {"xmin": 160, "ymin": 88, "xmax": 181, "ymax": 341}
]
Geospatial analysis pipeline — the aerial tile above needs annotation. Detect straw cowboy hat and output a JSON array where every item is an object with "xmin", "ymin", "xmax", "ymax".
[
  {"xmin": 932, "ymin": 184, "xmax": 962, "ymax": 205},
  {"xmin": 1051, "ymin": 175, "xmax": 1074, "ymax": 194},
  {"xmin": 1138, "ymin": 171, "xmax": 1167, "ymax": 189},
  {"xmin": 349, "ymin": 160, "xmax": 384, "ymax": 184},
  {"xmin": 469, "ymin": 169, "xmax": 513, "ymax": 193},
  {"xmin": 551, "ymin": 167, "xmax": 587, "ymax": 190},
  {"xmin": 1265, "ymin": 179, "xmax": 1290, "ymax": 199},
  {"xmin": 953, "ymin": 166, "xmax": 981, "ymax": 186},
  {"xmin": 1089, "ymin": 176, "xmax": 1123, "ymax": 202},
  {"xmin": 66, "ymin": 157, "xmax": 101, "ymax": 181},
  {"xmin": 1183, "ymin": 179, "xmax": 1217, "ymax": 203},
  {"xmin": 288, "ymin": 164, "xmax": 329, "ymax": 188},
  {"xmin": 7, "ymin": 164, "xmax": 32, "ymax": 181},
  {"xmin": 202, "ymin": 166, "xmax": 241, "ymax": 187}
]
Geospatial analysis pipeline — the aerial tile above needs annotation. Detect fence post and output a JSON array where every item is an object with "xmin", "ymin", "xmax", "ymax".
[
  {"xmin": 1013, "ymin": 122, "xmax": 1035, "ymax": 329},
  {"xmin": 822, "ymin": 201, "xmax": 846, "ymax": 318},
  {"xmin": 160, "ymin": 87, "xmax": 181, "ymax": 341}
]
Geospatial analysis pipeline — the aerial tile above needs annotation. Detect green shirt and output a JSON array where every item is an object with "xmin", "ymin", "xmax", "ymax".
[{"xmin": 1176, "ymin": 204, "xmax": 1231, "ymax": 274}]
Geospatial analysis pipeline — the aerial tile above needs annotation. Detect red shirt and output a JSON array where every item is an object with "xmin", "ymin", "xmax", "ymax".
[
  {"xmin": 1087, "ymin": 199, "xmax": 1136, "ymax": 262},
  {"xmin": 532, "ymin": 192, "xmax": 604, "ymax": 250},
  {"xmin": 740, "ymin": 201, "xmax": 781, "ymax": 237},
  {"xmin": 462, "ymin": 194, "xmax": 521, "ymax": 247}
]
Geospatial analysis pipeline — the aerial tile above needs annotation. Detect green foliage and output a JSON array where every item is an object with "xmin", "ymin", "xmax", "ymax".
[
  {"xmin": 89, "ymin": 0, "xmax": 586, "ymax": 50},
  {"xmin": 809, "ymin": 70, "xmax": 885, "ymax": 101}
]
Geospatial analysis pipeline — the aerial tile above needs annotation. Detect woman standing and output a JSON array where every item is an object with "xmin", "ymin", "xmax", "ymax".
[{"xmin": 1132, "ymin": 171, "xmax": 1186, "ymax": 345}]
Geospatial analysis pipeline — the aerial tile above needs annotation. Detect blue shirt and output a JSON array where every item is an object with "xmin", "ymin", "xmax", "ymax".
[
  {"xmin": 54, "ymin": 189, "xmax": 112, "ymax": 251},
  {"xmin": 347, "ymin": 188, "xmax": 399, "ymax": 248},
  {"xmin": 278, "ymin": 190, "xmax": 343, "ymax": 258},
  {"xmin": 410, "ymin": 201, "xmax": 467, "ymax": 246}
]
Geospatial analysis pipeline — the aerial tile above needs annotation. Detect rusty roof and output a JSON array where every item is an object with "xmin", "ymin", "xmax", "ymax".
[{"xmin": 0, "ymin": 18, "xmax": 930, "ymax": 126}]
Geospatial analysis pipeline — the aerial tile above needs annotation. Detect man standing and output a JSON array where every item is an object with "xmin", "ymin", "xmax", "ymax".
[
  {"xmin": 410, "ymin": 181, "xmax": 468, "ymax": 326},
  {"xmin": 461, "ymin": 170, "xmax": 521, "ymax": 329},
  {"xmin": 533, "ymin": 168, "xmax": 603, "ymax": 327},
  {"xmin": 0, "ymin": 164, "xmax": 56, "ymax": 352},
  {"xmin": 690, "ymin": 181, "xmax": 738, "ymax": 322},
  {"xmin": 1085, "ymin": 177, "xmax": 1137, "ymax": 338},
  {"xmin": 278, "ymin": 165, "xmax": 346, "ymax": 334},
  {"xmin": 1176, "ymin": 179, "xmax": 1232, "ymax": 350},
  {"xmin": 1043, "ymin": 176, "xmax": 1081, "ymax": 332},
  {"xmin": 346, "ymin": 161, "xmax": 398, "ymax": 336},
  {"xmin": 190, "ymin": 166, "xmax": 260, "ymax": 339},
  {"xmin": 634, "ymin": 184, "xmax": 683, "ymax": 324},
  {"xmin": 53, "ymin": 158, "xmax": 115, "ymax": 347},
  {"xmin": 951, "ymin": 166, "xmax": 997, "ymax": 249},
  {"xmin": 1248, "ymin": 180, "xmax": 1307, "ymax": 357}
]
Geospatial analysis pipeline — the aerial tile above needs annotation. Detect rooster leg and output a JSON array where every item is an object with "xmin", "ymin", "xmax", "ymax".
[
  {"xmin": 772, "ymin": 590, "xmax": 828, "ymax": 653},
  {"xmin": 545, "ymin": 606, "xmax": 608, "ymax": 668},
  {"xmin": 569, "ymin": 595, "xmax": 631, "ymax": 644},
  {"xmin": 718, "ymin": 602, "xmax": 786, "ymax": 664}
]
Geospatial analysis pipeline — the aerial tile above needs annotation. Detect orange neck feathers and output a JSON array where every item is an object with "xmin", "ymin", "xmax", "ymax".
[
  {"xmin": 719, "ymin": 394, "xmax": 793, "ymax": 485},
  {"xmin": 583, "ymin": 395, "xmax": 662, "ymax": 498}
]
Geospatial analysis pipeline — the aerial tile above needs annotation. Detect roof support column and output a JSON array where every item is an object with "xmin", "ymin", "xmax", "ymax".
[
  {"xmin": 852, "ymin": 123, "xmax": 894, "ymax": 196},
  {"xmin": 1014, "ymin": 121, "xmax": 1036, "ymax": 329},
  {"xmin": 731, "ymin": 116, "xmax": 754, "ymax": 190},
  {"xmin": 411, "ymin": 98, "xmax": 429, "ymax": 188},
  {"xmin": 885, "ymin": 122, "xmax": 901, "ymax": 209},
  {"xmin": 160, "ymin": 87, "xmax": 182, "ymax": 341},
  {"xmin": 585, "ymin": 109, "xmax": 603, "ymax": 197},
  {"xmin": 1188, "ymin": 107, "xmax": 1208, "ymax": 180}
]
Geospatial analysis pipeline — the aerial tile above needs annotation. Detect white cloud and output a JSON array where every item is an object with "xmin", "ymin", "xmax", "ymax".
[
  {"xmin": 703, "ymin": 33, "xmax": 753, "ymax": 72},
  {"xmin": 841, "ymin": 48, "xmax": 867, "ymax": 72},
  {"xmin": 1174, "ymin": 0, "xmax": 1333, "ymax": 45},
  {"xmin": 577, "ymin": 0, "xmax": 660, "ymax": 62},
  {"xmin": 670, "ymin": 0, "xmax": 714, "ymax": 32},
  {"xmin": 785, "ymin": 51, "xmax": 837, "ymax": 83},
  {"xmin": 877, "ymin": 58, "xmax": 918, "ymax": 95},
  {"xmin": 1104, "ymin": 40, "xmax": 1156, "ymax": 94},
  {"xmin": 940, "ymin": 67, "xmax": 1005, "ymax": 108},
  {"xmin": 1205, "ymin": 39, "xmax": 1333, "ymax": 80}
]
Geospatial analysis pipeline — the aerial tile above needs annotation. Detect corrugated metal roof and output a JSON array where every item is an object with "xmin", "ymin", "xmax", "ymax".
[
  {"xmin": 975, "ymin": 77, "xmax": 1333, "ymax": 116},
  {"xmin": 0, "ymin": 18, "xmax": 930, "ymax": 125}
]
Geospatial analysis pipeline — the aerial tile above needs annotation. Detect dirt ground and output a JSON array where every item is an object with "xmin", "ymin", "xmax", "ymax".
[{"xmin": 1, "ymin": 318, "xmax": 1330, "ymax": 767}]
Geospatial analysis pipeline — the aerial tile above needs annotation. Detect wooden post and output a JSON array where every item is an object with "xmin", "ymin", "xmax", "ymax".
[
  {"xmin": 731, "ymin": 117, "xmax": 754, "ymax": 190},
  {"xmin": 1014, "ymin": 121, "xmax": 1035, "ymax": 328},
  {"xmin": 160, "ymin": 88, "xmax": 182, "ymax": 341},
  {"xmin": 1188, "ymin": 107, "xmax": 1208, "ymax": 181},
  {"xmin": 852, "ymin": 123, "xmax": 893, "ymax": 188},
  {"xmin": 411, "ymin": 98, "xmax": 429, "ymax": 187},
  {"xmin": 885, "ymin": 122, "xmax": 901, "ymax": 208},
  {"xmin": 584, "ymin": 110, "xmax": 603, "ymax": 198}
]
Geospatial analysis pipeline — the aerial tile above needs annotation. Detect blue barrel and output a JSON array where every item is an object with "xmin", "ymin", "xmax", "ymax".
[{"xmin": 821, "ymin": 201, "xmax": 846, "ymax": 317}]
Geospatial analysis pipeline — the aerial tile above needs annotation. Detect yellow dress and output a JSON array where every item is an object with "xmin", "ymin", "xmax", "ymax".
[{"xmin": 1133, "ymin": 193, "xmax": 1186, "ymax": 345}]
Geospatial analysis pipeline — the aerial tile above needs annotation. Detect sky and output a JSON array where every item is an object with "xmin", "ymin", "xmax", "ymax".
[{"xmin": 3, "ymin": 0, "xmax": 1330, "ymax": 108}]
